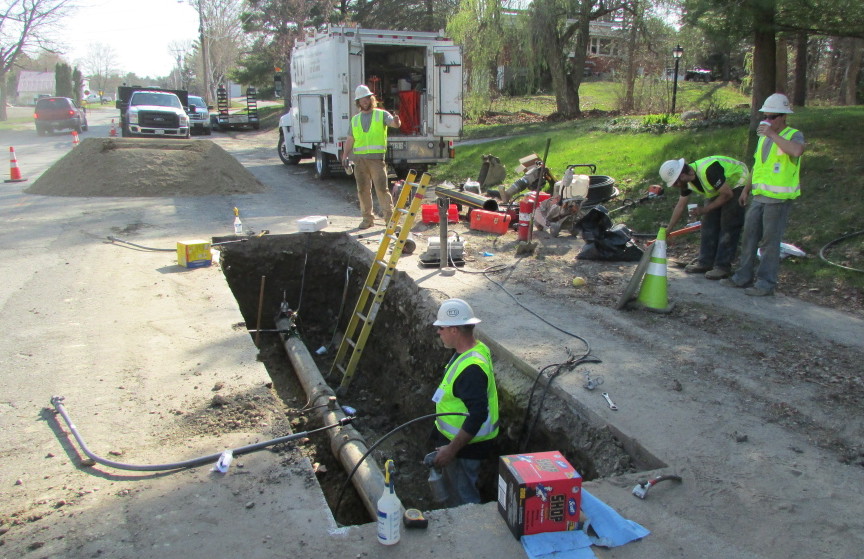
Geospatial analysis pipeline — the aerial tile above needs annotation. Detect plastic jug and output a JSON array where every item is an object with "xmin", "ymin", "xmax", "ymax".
[{"xmin": 571, "ymin": 174, "xmax": 590, "ymax": 199}]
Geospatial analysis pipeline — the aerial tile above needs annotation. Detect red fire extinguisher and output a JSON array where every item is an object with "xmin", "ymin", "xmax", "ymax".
[{"xmin": 518, "ymin": 194, "xmax": 536, "ymax": 242}]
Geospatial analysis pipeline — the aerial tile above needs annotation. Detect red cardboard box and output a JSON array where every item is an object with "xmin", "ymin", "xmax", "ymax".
[
  {"xmin": 498, "ymin": 451, "xmax": 582, "ymax": 539},
  {"xmin": 421, "ymin": 204, "xmax": 459, "ymax": 224},
  {"xmin": 469, "ymin": 209, "xmax": 511, "ymax": 234}
]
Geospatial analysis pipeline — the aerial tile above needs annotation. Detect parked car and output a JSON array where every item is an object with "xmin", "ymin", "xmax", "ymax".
[
  {"xmin": 187, "ymin": 95, "xmax": 212, "ymax": 135},
  {"xmin": 33, "ymin": 97, "xmax": 88, "ymax": 135},
  {"xmin": 685, "ymin": 68, "xmax": 713, "ymax": 82}
]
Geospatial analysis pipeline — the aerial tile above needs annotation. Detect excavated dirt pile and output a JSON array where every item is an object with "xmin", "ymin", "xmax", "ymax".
[{"xmin": 24, "ymin": 138, "xmax": 266, "ymax": 197}]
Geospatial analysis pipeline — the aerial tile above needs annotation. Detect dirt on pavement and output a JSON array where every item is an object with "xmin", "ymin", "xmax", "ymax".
[{"xmin": 2, "ymin": 122, "xmax": 863, "ymax": 559}]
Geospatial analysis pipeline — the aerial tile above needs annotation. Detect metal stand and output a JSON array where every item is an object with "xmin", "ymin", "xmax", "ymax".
[{"xmin": 438, "ymin": 197, "xmax": 455, "ymax": 276}]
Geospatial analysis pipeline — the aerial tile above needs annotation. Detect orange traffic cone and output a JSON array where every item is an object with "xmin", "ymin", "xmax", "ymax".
[
  {"xmin": 109, "ymin": 119, "xmax": 117, "ymax": 137},
  {"xmin": 71, "ymin": 131, "xmax": 80, "ymax": 147},
  {"xmin": 4, "ymin": 146, "xmax": 27, "ymax": 183},
  {"xmin": 635, "ymin": 227, "xmax": 674, "ymax": 313}
]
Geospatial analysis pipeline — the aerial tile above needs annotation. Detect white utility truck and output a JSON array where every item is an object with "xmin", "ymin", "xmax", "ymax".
[{"xmin": 277, "ymin": 25, "xmax": 463, "ymax": 178}]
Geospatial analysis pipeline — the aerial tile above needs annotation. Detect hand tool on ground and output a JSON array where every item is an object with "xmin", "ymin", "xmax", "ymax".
[
  {"xmin": 601, "ymin": 392, "xmax": 618, "ymax": 411},
  {"xmin": 403, "ymin": 508, "xmax": 429, "ymax": 529},
  {"xmin": 632, "ymin": 474, "xmax": 683, "ymax": 499}
]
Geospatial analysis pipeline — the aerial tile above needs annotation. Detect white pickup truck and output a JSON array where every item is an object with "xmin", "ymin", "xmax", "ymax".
[{"xmin": 116, "ymin": 86, "xmax": 190, "ymax": 139}]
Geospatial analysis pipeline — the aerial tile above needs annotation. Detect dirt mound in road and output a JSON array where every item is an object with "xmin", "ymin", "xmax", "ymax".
[{"xmin": 24, "ymin": 138, "xmax": 266, "ymax": 197}]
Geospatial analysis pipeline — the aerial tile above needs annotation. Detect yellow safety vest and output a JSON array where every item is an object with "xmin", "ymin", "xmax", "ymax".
[
  {"xmin": 751, "ymin": 127, "xmax": 802, "ymax": 200},
  {"xmin": 351, "ymin": 109, "xmax": 388, "ymax": 155},
  {"xmin": 434, "ymin": 341, "xmax": 500, "ymax": 443},
  {"xmin": 692, "ymin": 156, "xmax": 749, "ymax": 199}
]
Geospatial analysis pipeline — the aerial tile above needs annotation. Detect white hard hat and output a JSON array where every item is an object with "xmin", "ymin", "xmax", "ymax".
[
  {"xmin": 354, "ymin": 84, "xmax": 373, "ymax": 100},
  {"xmin": 759, "ymin": 93, "xmax": 793, "ymax": 114},
  {"xmin": 433, "ymin": 298, "xmax": 481, "ymax": 327},
  {"xmin": 659, "ymin": 158, "xmax": 686, "ymax": 187}
]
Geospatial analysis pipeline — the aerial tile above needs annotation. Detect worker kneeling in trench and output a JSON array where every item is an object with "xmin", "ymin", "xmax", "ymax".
[{"xmin": 429, "ymin": 298, "xmax": 500, "ymax": 506}]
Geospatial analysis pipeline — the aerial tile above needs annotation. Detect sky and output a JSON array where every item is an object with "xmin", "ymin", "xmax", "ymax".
[{"xmin": 62, "ymin": 0, "xmax": 202, "ymax": 78}]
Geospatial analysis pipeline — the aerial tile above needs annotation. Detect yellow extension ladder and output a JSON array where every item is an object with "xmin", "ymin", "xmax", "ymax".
[{"xmin": 330, "ymin": 170, "xmax": 431, "ymax": 393}]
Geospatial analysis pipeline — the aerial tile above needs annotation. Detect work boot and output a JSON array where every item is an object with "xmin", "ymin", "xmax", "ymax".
[
  {"xmin": 704, "ymin": 267, "xmax": 731, "ymax": 280},
  {"xmin": 684, "ymin": 262, "xmax": 712, "ymax": 274},
  {"xmin": 358, "ymin": 218, "xmax": 374, "ymax": 229},
  {"xmin": 744, "ymin": 286, "xmax": 774, "ymax": 297}
]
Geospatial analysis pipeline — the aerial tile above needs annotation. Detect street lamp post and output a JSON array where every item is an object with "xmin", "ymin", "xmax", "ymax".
[{"xmin": 671, "ymin": 44, "xmax": 684, "ymax": 114}]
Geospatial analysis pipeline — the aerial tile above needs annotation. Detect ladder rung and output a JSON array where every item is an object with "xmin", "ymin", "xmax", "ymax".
[
  {"xmin": 334, "ymin": 363, "xmax": 346, "ymax": 375},
  {"xmin": 345, "ymin": 337, "xmax": 357, "ymax": 349},
  {"xmin": 364, "ymin": 285, "xmax": 377, "ymax": 295},
  {"xmin": 356, "ymin": 312, "xmax": 368, "ymax": 323}
]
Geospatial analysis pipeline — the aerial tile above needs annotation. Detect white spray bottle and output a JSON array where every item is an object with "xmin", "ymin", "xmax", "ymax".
[
  {"xmin": 233, "ymin": 207, "xmax": 243, "ymax": 234},
  {"xmin": 376, "ymin": 459, "xmax": 402, "ymax": 545}
]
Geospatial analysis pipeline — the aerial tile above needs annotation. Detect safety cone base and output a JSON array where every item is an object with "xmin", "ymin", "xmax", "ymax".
[{"xmin": 4, "ymin": 178, "xmax": 28, "ymax": 183}]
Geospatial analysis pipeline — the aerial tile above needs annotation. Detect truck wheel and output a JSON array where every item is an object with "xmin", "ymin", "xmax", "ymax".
[
  {"xmin": 314, "ymin": 146, "xmax": 332, "ymax": 179},
  {"xmin": 278, "ymin": 134, "xmax": 301, "ymax": 166}
]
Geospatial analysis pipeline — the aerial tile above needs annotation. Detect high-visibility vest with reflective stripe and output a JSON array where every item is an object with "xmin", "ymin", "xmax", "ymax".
[
  {"xmin": 434, "ymin": 341, "xmax": 500, "ymax": 443},
  {"xmin": 751, "ymin": 127, "xmax": 802, "ymax": 200},
  {"xmin": 691, "ymin": 156, "xmax": 749, "ymax": 199},
  {"xmin": 351, "ymin": 110, "xmax": 388, "ymax": 155}
]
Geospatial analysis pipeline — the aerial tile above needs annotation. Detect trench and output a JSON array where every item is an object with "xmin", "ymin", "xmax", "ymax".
[{"xmin": 218, "ymin": 232, "xmax": 664, "ymax": 525}]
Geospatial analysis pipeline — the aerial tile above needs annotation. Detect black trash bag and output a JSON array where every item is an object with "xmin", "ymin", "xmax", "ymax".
[
  {"xmin": 575, "ymin": 206, "xmax": 644, "ymax": 262},
  {"xmin": 478, "ymin": 154, "xmax": 507, "ymax": 190}
]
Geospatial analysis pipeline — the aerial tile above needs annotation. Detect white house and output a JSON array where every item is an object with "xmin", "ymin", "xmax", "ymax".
[{"xmin": 17, "ymin": 71, "xmax": 55, "ymax": 105}]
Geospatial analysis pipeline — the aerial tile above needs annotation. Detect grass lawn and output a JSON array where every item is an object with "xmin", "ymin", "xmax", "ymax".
[{"xmin": 436, "ymin": 82, "xmax": 864, "ymax": 297}]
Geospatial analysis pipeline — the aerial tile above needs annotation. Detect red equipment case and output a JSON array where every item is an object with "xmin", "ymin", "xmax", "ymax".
[
  {"xmin": 469, "ymin": 209, "xmax": 511, "ymax": 234},
  {"xmin": 421, "ymin": 204, "xmax": 458, "ymax": 224}
]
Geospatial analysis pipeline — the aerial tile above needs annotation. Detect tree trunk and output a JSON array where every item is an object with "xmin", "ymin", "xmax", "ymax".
[
  {"xmin": 775, "ymin": 36, "xmax": 787, "ymax": 93},
  {"xmin": 793, "ymin": 32, "xmax": 807, "ymax": 107},
  {"xmin": 0, "ymin": 78, "xmax": 7, "ymax": 122},
  {"xmin": 748, "ymin": 0, "xmax": 777, "ymax": 157},
  {"xmin": 843, "ymin": 38, "xmax": 863, "ymax": 105},
  {"xmin": 622, "ymin": 2, "xmax": 640, "ymax": 113}
]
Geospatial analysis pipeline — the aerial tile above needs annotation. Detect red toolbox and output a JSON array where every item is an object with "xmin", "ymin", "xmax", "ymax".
[
  {"xmin": 498, "ymin": 451, "xmax": 582, "ymax": 538},
  {"xmin": 421, "ymin": 204, "xmax": 459, "ymax": 224},
  {"xmin": 469, "ymin": 209, "xmax": 511, "ymax": 234}
]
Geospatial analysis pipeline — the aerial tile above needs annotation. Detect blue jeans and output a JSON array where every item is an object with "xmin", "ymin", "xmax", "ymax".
[
  {"xmin": 441, "ymin": 457, "xmax": 483, "ymax": 506},
  {"xmin": 697, "ymin": 187, "xmax": 746, "ymax": 270},
  {"xmin": 731, "ymin": 198, "xmax": 792, "ymax": 291}
]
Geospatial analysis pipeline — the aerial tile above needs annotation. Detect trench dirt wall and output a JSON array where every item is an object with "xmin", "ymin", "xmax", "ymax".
[{"xmin": 218, "ymin": 232, "xmax": 646, "ymax": 516}]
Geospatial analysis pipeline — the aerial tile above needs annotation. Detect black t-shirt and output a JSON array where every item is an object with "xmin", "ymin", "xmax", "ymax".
[
  {"xmin": 681, "ymin": 161, "xmax": 725, "ymax": 197},
  {"xmin": 429, "ymin": 363, "xmax": 494, "ymax": 460}
]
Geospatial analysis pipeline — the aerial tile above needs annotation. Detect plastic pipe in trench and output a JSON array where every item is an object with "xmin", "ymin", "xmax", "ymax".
[{"xmin": 276, "ymin": 315, "xmax": 386, "ymax": 520}]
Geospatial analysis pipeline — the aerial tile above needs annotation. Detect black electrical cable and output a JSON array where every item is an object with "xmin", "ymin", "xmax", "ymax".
[
  {"xmin": 333, "ymin": 411, "xmax": 468, "ymax": 525},
  {"xmin": 455, "ymin": 261, "xmax": 592, "ymax": 349},
  {"xmin": 819, "ymin": 230, "xmax": 864, "ymax": 273},
  {"xmin": 106, "ymin": 236, "xmax": 175, "ymax": 252},
  {"xmin": 516, "ymin": 351, "xmax": 602, "ymax": 452},
  {"xmin": 51, "ymin": 395, "xmax": 354, "ymax": 472}
]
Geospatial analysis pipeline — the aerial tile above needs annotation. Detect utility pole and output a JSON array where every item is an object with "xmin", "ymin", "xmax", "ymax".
[
  {"xmin": 671, "ymin": 44, "xmax": 684, "ymax": 114},
  {"xmin": 196, "ymin": 0, "xmax": 212, "ymax": 105}
]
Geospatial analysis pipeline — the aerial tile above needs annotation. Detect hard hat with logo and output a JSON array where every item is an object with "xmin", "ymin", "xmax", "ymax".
[
  {"xmin": 433, "ymin": 298, "xmax": 481, "ymax": 327},
  {"xmin": 354, "ymin": 84, "xmax": 374, "ymax": 100},
  {"xmin": 659, "ymin": 158, "xmax": 686, "ymax": 187},
  {"xmin": 759, "ymin": 93, "xmax": 793, "ymax": 114}
]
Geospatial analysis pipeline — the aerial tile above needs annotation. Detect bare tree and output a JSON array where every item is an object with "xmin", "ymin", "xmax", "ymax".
[
  {"xmin": 80, "ymin": 42, "xmax": 118, "ymax": 100},
  {"xmin": 0, "ymin": 0, "xmax": 75, "ymax": 120},
  {"xmin": 168, "ymin": 40, "xmax": 193, "ymax": 89}
]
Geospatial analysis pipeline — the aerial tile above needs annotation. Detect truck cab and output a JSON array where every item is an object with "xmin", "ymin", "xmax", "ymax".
[{"xmin": 116, "ymin": 86, "xmax": 190, "ymax": 139}]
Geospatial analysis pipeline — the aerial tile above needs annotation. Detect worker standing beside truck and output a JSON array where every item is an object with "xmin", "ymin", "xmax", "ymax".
[
  {"xmin": 659, "ymin": 156, "xmax": 749, "ymax": 280},
  {"xmin": 342, "ymin": 85, "xmax": 401, "ymax": 229},
  {"xmin": 721, "ymin": 93, "xmax": 805, "ymax": 296},
  {"xmin": 430, "ymin": 299, "xmax": 499, "ymax": 506}
]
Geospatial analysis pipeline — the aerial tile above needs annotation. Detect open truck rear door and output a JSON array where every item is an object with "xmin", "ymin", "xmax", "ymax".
[{"xmin": 432, "ymin": 45, "xmax": 462, "ymax": 136}]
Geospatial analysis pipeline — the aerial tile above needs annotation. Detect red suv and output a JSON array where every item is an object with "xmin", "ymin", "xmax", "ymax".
[{"xmin": 33, "ymin": 97, "xmax": 88, "ymax": 135}]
